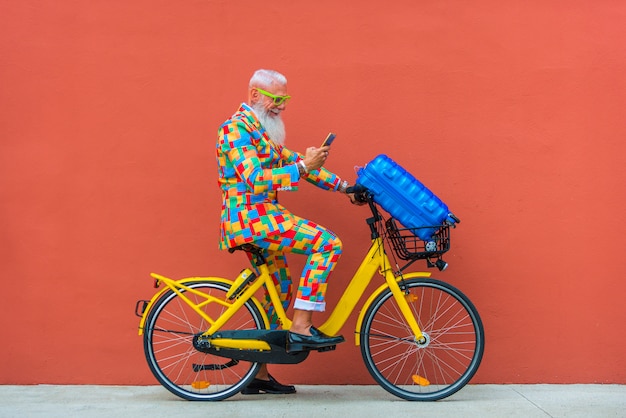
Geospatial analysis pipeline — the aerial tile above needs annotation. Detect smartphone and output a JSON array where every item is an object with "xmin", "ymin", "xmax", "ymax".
[{"xmin": 321, "ymin": 132, "xmax": 336, "ymax": 147}]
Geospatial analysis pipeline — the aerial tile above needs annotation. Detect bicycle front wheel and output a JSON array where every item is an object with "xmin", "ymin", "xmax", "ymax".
[
  {"xmin": 143, "ymin": 280, "xmax": 265, "ymax": 401},
  {"xmin": 360, "ymin": 278, "xmax": 484, "ymax": 401}
]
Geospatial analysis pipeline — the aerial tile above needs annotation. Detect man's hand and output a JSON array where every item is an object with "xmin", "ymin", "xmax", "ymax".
[
  {"xmin": 347, "ymin": 193, "xmax": 367, "ymax": 206},
  {"xmin": 303, "ymin": 146, "xmax": 330, "ymax": 172}
]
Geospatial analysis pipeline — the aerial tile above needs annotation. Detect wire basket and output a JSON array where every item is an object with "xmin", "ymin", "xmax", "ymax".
[{"xmin": 385, "ymin": 218, "xmax": 450, "ymax": 261}]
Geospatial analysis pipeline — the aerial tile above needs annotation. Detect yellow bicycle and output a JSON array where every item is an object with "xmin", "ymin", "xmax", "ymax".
[{"xmin": 136, "ymin": 185, "xmax": 484, "ymax": 401}]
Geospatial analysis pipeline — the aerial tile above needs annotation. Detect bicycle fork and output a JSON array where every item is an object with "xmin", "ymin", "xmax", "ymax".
[{"xmin": 383, "ymin": 269, "xmax": 427, "ymax": 344}]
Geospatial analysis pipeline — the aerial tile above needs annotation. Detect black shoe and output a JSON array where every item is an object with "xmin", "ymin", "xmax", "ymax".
[
  {"xmin": 241, "ymin": 374, "xmax": 296, "ymax": 395},
  {"xmin": 287, "ymin": 326, "xmax": 345, "ymax": 352}
]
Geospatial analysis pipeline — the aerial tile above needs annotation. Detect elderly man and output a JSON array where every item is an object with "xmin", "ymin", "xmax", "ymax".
[{"xmin": 216, "ymin": 69, "xmax": 356, "ymax": 394}]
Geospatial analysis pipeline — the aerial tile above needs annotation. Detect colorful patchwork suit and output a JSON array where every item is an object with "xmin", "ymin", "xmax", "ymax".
[{"xmin": 216, "ymin": 103, "xmax": 345, "ymax": 327}]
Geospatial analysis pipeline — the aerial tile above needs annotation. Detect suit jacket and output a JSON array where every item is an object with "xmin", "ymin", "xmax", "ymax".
[{"xmin": 216, "ymin": 103, "xmax": 341, "ymax": 249}]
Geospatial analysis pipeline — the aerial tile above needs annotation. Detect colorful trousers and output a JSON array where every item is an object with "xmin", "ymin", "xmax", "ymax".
[{"xmin": 246, "ymin": 215, "xmax": 342, "ymax": 329}]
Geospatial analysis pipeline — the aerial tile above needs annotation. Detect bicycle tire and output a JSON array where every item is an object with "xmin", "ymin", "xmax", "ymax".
[
  {"xmin": 143, "ymin": 280, "xmax": 264, "ymax": 401},
  {"xmin": 360, "ymin": 278, "xmax": 484, "ymax": 401}
]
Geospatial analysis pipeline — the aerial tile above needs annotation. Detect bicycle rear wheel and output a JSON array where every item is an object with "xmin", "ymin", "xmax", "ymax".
[
  {"xmin": 143, "ymin": 280, "xmax": 264, "ymax": 401},
  {"xmin": 360, "ymin": 278, "xmax": 484, "ymax": 401}
]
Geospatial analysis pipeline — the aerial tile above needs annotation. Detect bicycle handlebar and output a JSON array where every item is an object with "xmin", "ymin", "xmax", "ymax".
[{"xmin": 346, "ymin": 184, "xmax": 371, "ymax": 204}]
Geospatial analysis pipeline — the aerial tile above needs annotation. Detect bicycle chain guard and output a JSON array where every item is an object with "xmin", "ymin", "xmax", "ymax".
[{"xmin": 193, "ymin": 330, "xmax": 310, "ymax": 365}]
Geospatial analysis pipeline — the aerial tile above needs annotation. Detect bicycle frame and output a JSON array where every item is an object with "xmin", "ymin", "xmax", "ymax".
[{"xmin": 137, "ymin": 236, "xmax": 432, "ymax": 349}]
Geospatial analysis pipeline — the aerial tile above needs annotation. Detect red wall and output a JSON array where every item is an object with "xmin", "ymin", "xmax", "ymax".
[{"xmin": 1, "ymin": 0, "xmax": 625, "ymax": 385}]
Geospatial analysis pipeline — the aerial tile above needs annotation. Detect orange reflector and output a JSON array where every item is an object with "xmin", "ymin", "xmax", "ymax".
[
  {"xmin": 412, "ymin": 375, "xmax": 430, "ymax": 386},
  {"xmin": 191, "ymin": 381, "xmax": 210, "ymax": 389},
  {"xmin": 405, "ymin": 293, "xmax": 418, "ymax": 303}
]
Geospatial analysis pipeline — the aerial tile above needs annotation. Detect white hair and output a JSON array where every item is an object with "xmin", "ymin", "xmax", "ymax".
[{"xmin": 249, "ymin": 69, "xmax": 287, "ymax": 89}]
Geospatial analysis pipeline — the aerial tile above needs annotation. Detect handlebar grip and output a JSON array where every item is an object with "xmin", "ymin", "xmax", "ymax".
[
  {"xmin": 346, "ymin": 184, "xmax": 371, "ymax": 203},
  {"xmin": 346, "ymin": 184, "xmax": 367, "ymax": 194}
]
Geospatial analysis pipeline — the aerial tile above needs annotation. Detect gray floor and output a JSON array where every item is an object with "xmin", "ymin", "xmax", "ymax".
[{"xmin": 1, "ymin": 385, "xmax": 624, "ymax": 418}]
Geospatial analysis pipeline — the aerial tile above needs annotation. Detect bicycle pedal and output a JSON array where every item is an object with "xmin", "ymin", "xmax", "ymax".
[{"xmin": 316, "ymin": 345, "xmax": 336, "ymax": 352}]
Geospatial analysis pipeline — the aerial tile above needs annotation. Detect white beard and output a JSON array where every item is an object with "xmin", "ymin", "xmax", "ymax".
[{"xmin": 252, "ymin": 103, "xmax": 286, "ymax": 146}]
